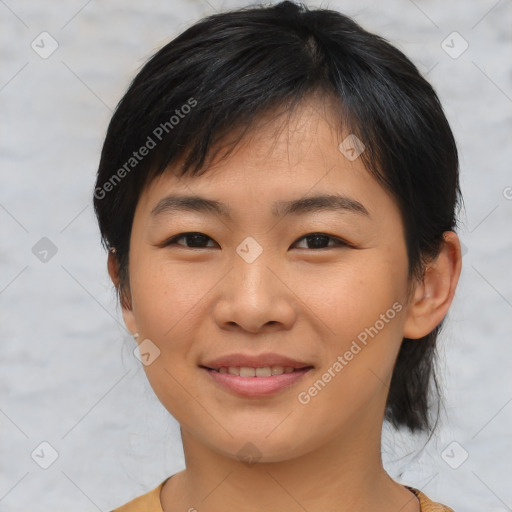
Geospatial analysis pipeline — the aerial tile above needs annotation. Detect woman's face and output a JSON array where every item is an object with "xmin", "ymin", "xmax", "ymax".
[{"xmin": 121, "ymin": 99, "xmax": 415, "ymax": 463}]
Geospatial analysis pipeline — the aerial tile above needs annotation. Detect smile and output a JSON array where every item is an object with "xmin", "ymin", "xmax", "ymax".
[
  {"xmin": 208, "ymin": 366, "xmax": 299, "ymax": 377},
  {"xmin": 201, "ymin": 365, "xmax": 313, "ymax": 397}
]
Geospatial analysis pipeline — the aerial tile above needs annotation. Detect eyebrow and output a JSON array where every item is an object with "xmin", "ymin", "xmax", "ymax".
[{"xmin": 150, "ymin": 193, "xmax": 370, "ymax": 220}]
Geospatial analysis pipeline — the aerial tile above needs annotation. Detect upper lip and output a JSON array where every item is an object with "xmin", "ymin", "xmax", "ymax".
[{"xmin": 201, "ymin": 353, "xmax": 313, "ymax": 370}]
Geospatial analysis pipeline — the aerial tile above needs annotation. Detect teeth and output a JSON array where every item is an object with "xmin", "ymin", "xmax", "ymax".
[
  {"xmin": 255, "ymin": 367, "xmax": 271, "ymax": 377},
  {"xmin": 213, "ymin": 366, "xmax": 300, "ymax": 377},
  {"xmin": 271, "ymin": 366, "xmax": 284, "ymax": 375}
]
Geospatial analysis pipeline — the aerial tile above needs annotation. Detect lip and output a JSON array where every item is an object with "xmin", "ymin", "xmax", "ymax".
[
  {"xmin": 202, "ymin": 367, "xmax": 313, "ymax": 397},
  {"xmin": 199, "ymin": 352, "xmax": 314, "ymax": 398},
  {"xmin": 201, "ymin": 352, "xmax": 312, "ymax": 370}
]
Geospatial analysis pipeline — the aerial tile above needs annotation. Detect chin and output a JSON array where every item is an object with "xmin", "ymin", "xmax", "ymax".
[{"xmin": 204, "ymin": 430, "xmax": 313, "ymax": 465}]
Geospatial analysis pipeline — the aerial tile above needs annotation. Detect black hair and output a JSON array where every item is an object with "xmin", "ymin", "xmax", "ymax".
[{"xmin": 93, "ymin": 1, "xmax": 461, "ymax": 433}]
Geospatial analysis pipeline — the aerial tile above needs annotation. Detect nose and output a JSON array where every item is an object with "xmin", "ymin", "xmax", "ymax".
[{"xmin": 213, "ymin": 246, "xmax": 297, "ymax": 334}]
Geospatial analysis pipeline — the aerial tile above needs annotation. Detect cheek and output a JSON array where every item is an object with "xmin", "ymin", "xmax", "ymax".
[
  {"xmin": 303, "ymin": 251, "xmax": 409, "ymax": 401},
  {"xmin": 127, "ymin": 256, "xmax": 210, "ymax": 420},
  {"xmin": 302, "ymin": 251, "xmax": 408, "ymax": 336},
  {"xmin": 292, "ymin": 260, "xmax": 407, "ymax": 435},
  {"xmin": 130, "ymin": 255, "xmax": 209, "ymax": 338}
]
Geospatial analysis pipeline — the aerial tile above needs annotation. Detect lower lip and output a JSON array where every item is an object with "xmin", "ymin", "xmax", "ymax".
[{"xmin": 202, "ymin": 368, "xmax": 312, "ymax": 397}]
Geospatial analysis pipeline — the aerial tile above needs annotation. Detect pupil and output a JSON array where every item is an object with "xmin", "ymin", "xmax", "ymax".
[
  {"xmin": 188, "ymin": 234, "xmax": 208, "ymax": 247},
  {"xmin": 308, "ymin": 235, "xmax": 327, "ymax": 249}
]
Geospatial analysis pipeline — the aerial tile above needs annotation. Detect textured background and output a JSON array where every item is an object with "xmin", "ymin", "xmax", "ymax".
[{"xmin": 1, "ymin": 0, "xmax": 511, "ymax": 510}]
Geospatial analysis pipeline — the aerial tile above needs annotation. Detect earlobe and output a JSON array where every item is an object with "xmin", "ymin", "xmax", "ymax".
[
  {"xmin": 107, "ymin": 250, "xmax": 121, "ymax": 289},
  {"xmin": 403, "ymin": 231, "xmax": 462, "ymax": 340},
  {"xmin": 107, "ymin": 250, "xmax": 139, "ymax": 336}
]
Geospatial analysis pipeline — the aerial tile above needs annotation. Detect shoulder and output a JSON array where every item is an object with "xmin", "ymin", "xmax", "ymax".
[
  {"xmin": 110, "ymin": 479, "xmax": 168, "ymax": 512},
  {"xmin": 406, "ymin": 486, "xmax": 455, "ymax": 512}
]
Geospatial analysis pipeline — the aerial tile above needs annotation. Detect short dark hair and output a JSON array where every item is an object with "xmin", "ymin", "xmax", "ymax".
[{"xmin": 93, "ymin": 1, "xmax": 461, "ymax": 433}]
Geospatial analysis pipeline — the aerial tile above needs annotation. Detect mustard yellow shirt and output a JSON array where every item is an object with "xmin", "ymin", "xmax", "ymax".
[{"xmin": 110, "ymin": 478, "xmax": 455, "ymax": 512}]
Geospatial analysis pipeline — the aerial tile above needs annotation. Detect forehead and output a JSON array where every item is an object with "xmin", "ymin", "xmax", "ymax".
[{"xmin": 137, "ymin": 98, "xmax": 396, "ymax": 222}]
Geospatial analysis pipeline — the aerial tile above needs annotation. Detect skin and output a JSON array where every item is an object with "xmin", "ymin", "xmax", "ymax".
[{"xmin": 108, "ymin": 97, "xmax": 462, "ymax": 512}]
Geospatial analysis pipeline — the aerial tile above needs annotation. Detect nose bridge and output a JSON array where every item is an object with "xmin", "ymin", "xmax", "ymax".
[
  {"xmin": 232, "ymin": 234, "xmax": 275, "ymax": 300},
  {"xmin": 214, "ymin": 234, "xmax": 295, "ymax": 332}
]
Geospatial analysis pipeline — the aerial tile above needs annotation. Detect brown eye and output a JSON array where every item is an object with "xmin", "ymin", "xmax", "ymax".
[
  {"xmin": 160, "ymin": 232, "xmax": 351, "ymax": 250},
  {"xmin": 164, "ymin": 232, "xmax": 217, "ymax": 248},
  {"xmin": 293, "ymin": 233, "xmax": 350, "ymax": 250}
]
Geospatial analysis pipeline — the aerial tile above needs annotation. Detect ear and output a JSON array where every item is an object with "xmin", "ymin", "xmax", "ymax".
[
  {"xmin": 403, "ymin": 231, "xmax": 462, "ymax": 339},
  {"xmin": 107, "ymin": 250, "xmax": 139, "ymax": 336}
]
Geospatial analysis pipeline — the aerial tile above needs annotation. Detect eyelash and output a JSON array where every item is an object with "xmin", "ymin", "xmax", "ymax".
[{"xmin": 160, "ymin": 232, "xmax": 353, "ymax": 250}]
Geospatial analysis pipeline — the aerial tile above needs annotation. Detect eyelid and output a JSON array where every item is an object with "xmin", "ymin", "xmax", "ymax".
[{"xmin": 157, "ymin": 232, "xmax": 217, "ymax": 249}]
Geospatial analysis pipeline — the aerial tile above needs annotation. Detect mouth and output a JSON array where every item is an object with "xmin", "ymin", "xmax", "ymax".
[
  {"xmin": 199, "ymin": 354, "xmax": 314, "ymax": 397},
  {"xmin": 201, "ymin": 365, "xmax": 312, "ymax": 377}
]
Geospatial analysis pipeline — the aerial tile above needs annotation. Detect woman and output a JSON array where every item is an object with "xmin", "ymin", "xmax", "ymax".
[{"xmin": 94, "ymin": 2, "xmax": 462, "ymax": 510}]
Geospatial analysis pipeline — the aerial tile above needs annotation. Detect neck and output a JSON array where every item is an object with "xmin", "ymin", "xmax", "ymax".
[{"xmin": 161, "ymin": 413, "xmax": 419, "ymax": 512}]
